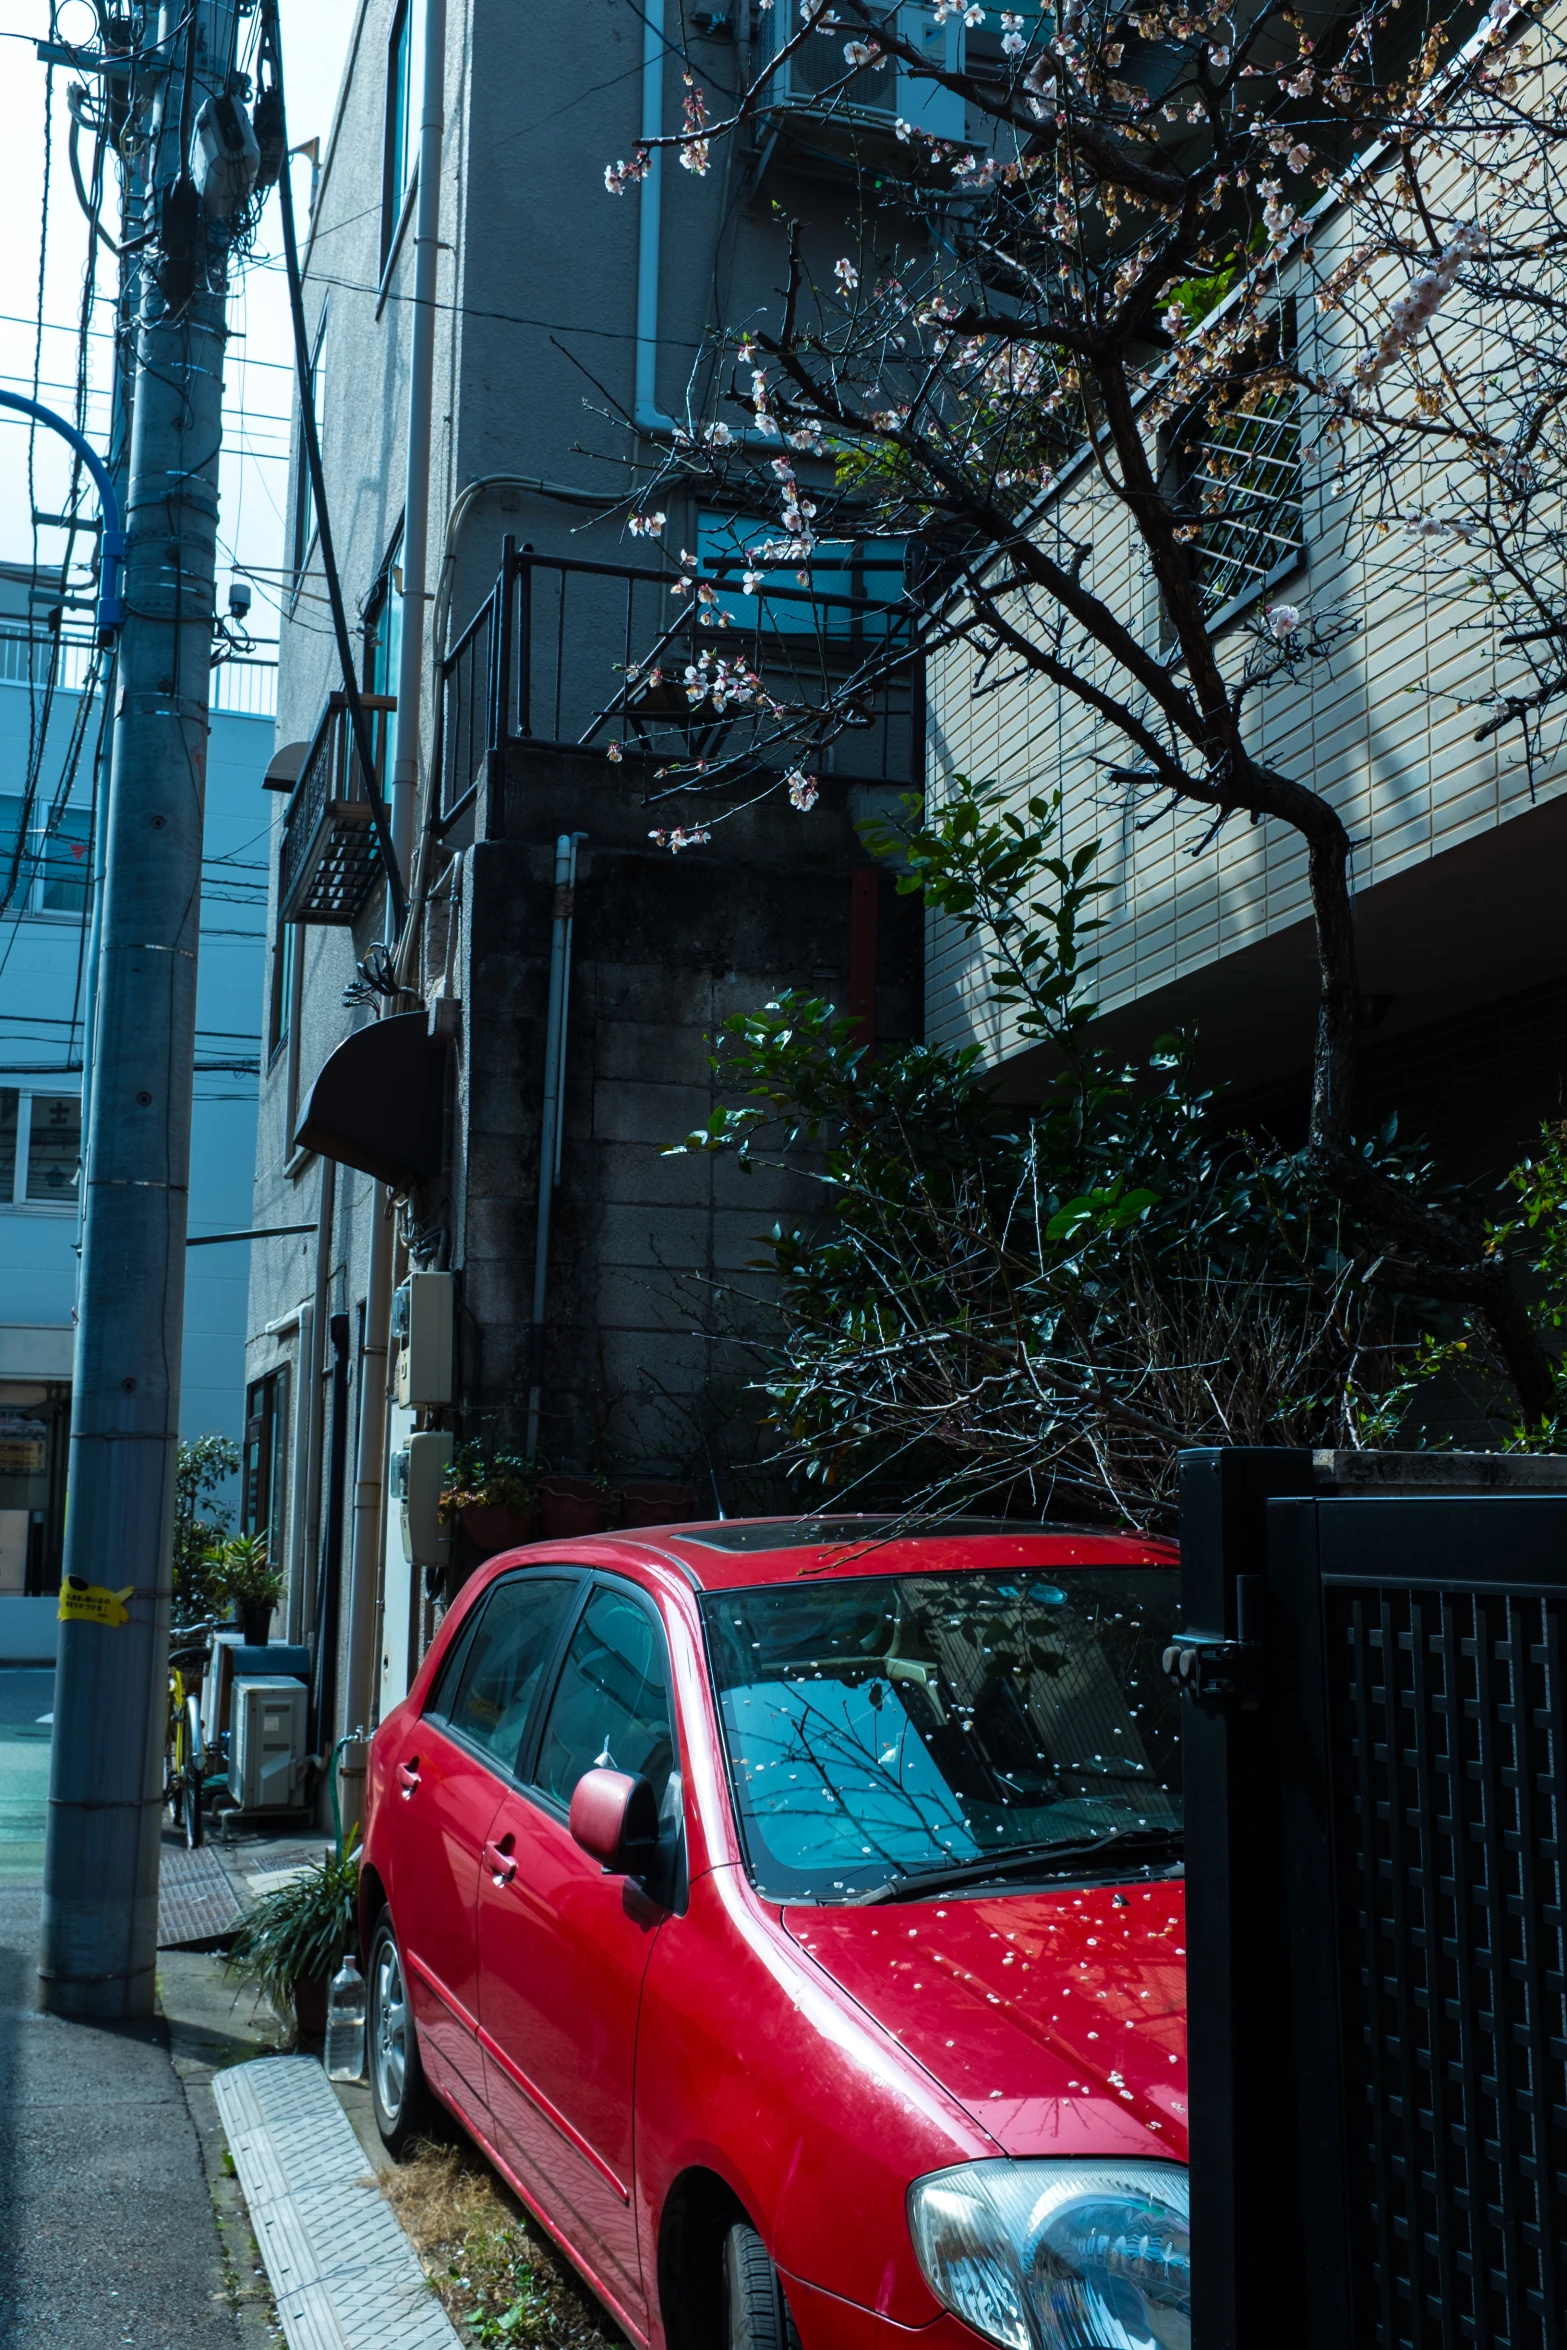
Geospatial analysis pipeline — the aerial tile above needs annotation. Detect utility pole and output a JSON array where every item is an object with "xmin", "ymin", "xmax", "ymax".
[{"xmin": 40, "ymin": 0, "xmax": 246, "ymax": 2020}]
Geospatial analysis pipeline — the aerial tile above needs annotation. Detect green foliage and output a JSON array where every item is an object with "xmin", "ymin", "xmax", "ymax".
[
  {"xmin": 671, "ymin": 779, "xmax": 1466, "ymax": 1526},
  {"xmin": 201, "ymin": 1531, "xmax": 283, "ymax": 1611},
  {"xmin": 440, "ymin": 1441, "xmax": 536, "ymax": 1520},
  {"xmin": 226, "ymin": 1847, "xmax": 360, "ymax": 2006},
  {"xmin": 172, "ymin": 1434, "xmax": 240, "ymax": 1618}
]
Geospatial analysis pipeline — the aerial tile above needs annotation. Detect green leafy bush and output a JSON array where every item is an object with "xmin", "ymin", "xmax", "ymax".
[{"xmin": 226, "ymin": 1847, "xmax": 359, "ymax": 2009}]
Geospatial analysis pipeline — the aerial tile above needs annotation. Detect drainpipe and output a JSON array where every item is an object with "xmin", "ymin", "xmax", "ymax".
[
  {"xmin": 390, "ymin": 0, "xmax": 448, "ymax": 873},
  {"xmin": 525, "ymin": 833, "xmax": 587, "ymax": 1462},
  {"xmin": 335, "ymin": 0, "xmax": 447, "ymax": 1821},
  {"xmin": 635, "ymin": 0, "xmax": 773, "ymax": 449},
  {"xmin": 339, "ymin": 1181, "xmax": 394, "ymax": 1837},
  {"xmin": 291, "ymin": 1152, "xmax": 335, "ymax": 1645}
]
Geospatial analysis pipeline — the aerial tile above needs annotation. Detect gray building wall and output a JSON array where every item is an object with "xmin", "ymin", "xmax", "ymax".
[{"xmin": 248, "ymin": 0, "xmax": 927, "ymax": 1711}]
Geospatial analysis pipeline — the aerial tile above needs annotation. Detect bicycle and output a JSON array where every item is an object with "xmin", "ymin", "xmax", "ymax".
[{"xmin": 165, "ymin": 1617, "xmax": 220, "ymax": 1849}]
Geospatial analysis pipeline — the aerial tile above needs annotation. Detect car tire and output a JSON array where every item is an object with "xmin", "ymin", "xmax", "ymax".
[
  {"xmin": 367, "ymin": 1909, "xmax": 429, "ymax": 2155},
  {"xmin": 724, "ymin": 2220, "xmax": 799, "ymax": 2350}
]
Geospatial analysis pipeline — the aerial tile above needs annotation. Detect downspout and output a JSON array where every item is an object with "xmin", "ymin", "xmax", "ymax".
[
  {"xmin": 525, "ymin": 833, "xmax": 587, "ymax": 1463},
  {"xmin": 335, "ymin": 0, "xmax": 447, "ymax": 1823},
  {"xmin": 292, "ymin": 1152, "xmax": 335, "ymax": 1645},
  {"xmin": 634, "ymin": 1, "xmax": 773, "ymax": 448},
  {"xmin": 635, "ymin": 0, "xmax": 678, "ymax": 439}
]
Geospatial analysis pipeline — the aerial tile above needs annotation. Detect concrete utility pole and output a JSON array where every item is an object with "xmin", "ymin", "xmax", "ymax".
[{"xmin": 41, "ymin": 0, "xmax": 245, "ymax": 2020}]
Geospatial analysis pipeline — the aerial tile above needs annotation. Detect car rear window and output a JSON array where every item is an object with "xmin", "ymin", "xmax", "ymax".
[{"xmin": 702, "ymin": 1568, "xmax": 1181, "ymax": 1901}]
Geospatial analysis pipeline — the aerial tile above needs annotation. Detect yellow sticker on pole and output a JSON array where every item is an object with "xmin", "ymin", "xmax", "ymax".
[{"xmin": 57, "ymin": 1578, "xmax": 135, "ymax": 1628}]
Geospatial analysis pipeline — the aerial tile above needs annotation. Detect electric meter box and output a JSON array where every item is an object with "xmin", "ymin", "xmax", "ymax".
[
  {"xmin": 394, "ymin": 1270, "xmax": 454, "ymax": 1407},
  {"xmin": 230, "ymin": 1676, "xmax": 308, "ymax": 1813},
  {"xmin": 395, "ymin": 1430, "xmax": 451, "ymax": 1570}
]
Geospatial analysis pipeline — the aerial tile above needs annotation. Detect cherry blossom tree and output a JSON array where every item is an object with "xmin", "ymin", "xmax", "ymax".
[{"xmin": 600, "ymin": 0, "xmax": 1567, "ymax": 1421}]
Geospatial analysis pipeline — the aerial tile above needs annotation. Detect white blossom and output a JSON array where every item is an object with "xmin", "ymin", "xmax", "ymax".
[
  {"xmin": 704, "ymin": 420, "xmax": 735, "ymax": 446},
  {"xmin": 628, "ymin": 510, "xmax": 666, "ymax": 537},
  {"xmin": 844, "ymin": 38, "xmax": 885, "ymax": 66},
  {"xmin": 742, "ymin": 568, "xmax": 765, "ymax": 595},
  {"xmin": 604, "ymin": 150, "xmax": 651, "ymax": 195},
  {"xmin": 649, "ymin": 825, "xmax": 712, "ymax": 853},
  {"xmin": 1208, "ymin": 43, "xmax": 1230, "ymax": 65},
  {"xmin": 1161, "ymin": 302, "xmax": 1185, "ymax": 337},
  {"xmin": 786, "ymin": 770, "xmax": 820, "ymax": 810},
  {"xmin": 835, "ymin": 256, "xmax": 860, "ymax": 290},
  {"xmin": 1266, "ymin": 603, "xmax": 1302, "ymax": 639},
  {"xmin": 606, "ymin": 741, "xmax": 624, "ymax": 763},
  {"xmin": 1002, "ymin": 29, "xmax": 1025, "ymax": 53}
]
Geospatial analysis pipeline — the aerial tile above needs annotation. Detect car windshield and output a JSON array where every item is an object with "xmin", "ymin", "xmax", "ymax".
[{"xmin": 702, "ymin": 1569, "xmax": 1181, "ymax": 1902}]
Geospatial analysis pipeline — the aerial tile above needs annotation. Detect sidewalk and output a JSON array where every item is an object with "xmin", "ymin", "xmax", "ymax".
[{"xmin": 0, "ymin": 1878, "xmax": 271, "ymax": 2350}]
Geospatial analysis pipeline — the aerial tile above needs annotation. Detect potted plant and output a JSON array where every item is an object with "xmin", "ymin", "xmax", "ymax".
[
  {"xmin": 537, "ymin": 1471, "xmax": 614, "ymax": 1538},
  {"xmin": 203, "ymin": 1532, "xmax": 284, "ymax": 1644},
  {"xmin": 619, "ymin": 1480, "xmax": 699, "ymax": 1527},
  {"xmin": 226, "ymin": 1844, "xmax": 360, "ymax": 2041},
  {"xmin": 441, "ymin": 1443, "xmax": 536, "ymax": 1558}
]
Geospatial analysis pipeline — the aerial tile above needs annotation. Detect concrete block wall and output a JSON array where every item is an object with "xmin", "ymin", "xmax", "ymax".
[{"xmin": 443, "ymin": 745, "xmax": 922, "ymax": 1489}]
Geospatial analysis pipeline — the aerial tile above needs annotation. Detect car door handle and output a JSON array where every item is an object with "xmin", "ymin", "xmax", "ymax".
[
  {"xmin": 482, "ymin": 1835, "xmax": 517, "ymax": 1886},
  {"xmin": 397, "ymin": 1759, "xmax": 421, "ymax": 1798}
]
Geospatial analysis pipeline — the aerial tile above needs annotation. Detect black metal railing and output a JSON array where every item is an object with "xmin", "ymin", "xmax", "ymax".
[
  {"xmin": 279, "ymin": 691, "xmax": 394, "ymax": 924},
  {"xmin": 434, "ymin": 539, "xmax": 923, "ymax": 826}
]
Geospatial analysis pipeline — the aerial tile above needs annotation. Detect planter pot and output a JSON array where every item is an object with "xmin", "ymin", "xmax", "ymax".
[
  {"xmin": 239, "ymin": 1601, "xmax": 274, "ymax": 1645},
  {"xmin": 538, "ymin": 1477, "xmax": 612, "ymax": 1538},
  {"xmin": 293, "ymin": 1975, "xmax": 327, "ymax": 2039},
  {"xmin": 459, "ymin": 1503, "xmax": 536, "ymax": 1558},
  {"xmin": 619, "ymin": 1481, "xmax": 699, "ymax": 1527}
]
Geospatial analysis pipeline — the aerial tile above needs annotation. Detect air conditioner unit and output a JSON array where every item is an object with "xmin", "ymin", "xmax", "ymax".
[
  {"xmin": 231, "ymin": 1675, "xmax": 308, "ymax": 1812},
  {"xmin": 759, "ymin": 3, "xmax": 967, "ymax": 145}
]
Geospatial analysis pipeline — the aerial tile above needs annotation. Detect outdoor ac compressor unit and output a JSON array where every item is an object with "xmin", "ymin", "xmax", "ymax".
[{"xmin": 230, "ymin": 1675, "xmax": 308, "ymax": 1813}]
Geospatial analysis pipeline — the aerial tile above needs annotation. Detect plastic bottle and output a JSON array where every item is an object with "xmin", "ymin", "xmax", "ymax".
[{"xmin": 323, "ymin": 1951, "xmax": 366, "ymax": 2082}]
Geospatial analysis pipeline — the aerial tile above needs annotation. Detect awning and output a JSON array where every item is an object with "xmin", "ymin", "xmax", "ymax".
[{"xmin": 294, "ymin": 1011, "xmax": 447, "ymax": 1190}]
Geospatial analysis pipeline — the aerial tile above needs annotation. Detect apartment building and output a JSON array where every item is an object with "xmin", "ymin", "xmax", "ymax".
[
  {"xmin": 248, "ymin": 0, "xmax": 954, "ymax": 1720},
  {"xmin": 0, "ymin": 564, "xmax": 272, "ymax": 1625},
  {"xmin": 924, "ymin": 182, "xmax": 1567, "ymax": 1195}
]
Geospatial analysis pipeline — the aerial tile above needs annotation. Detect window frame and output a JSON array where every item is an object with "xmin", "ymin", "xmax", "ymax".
[
  {"xmin": 381, "ymin": 0, "xmax": 416, "ymax": 271},
  {"xmin": 288, "ymin": 303, "xmax": 329, "ymax": 604},
  {"xmin": 242, "ymin": 1365, "xmax": 291, "ymax": 1560},
  {"xmin": 422, "ymin": 1564, "xmax": 588, "ymax": 1784},
  {"xmin": 0, "ymin": 1085, "xmax": 83, "ymax": 1215},
  {"xmin": 0, "ymin": 793, "xmax": 95, "ymax": 921},
  {"xmin": 1159, "ymin": 299, "xmax": 1306, "ymax": 640}
]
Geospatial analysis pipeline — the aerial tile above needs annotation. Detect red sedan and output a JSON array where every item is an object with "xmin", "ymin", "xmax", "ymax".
[{"xmin": 362, "ymin": 1517, "xmax": 1190, "ymax": 2350}]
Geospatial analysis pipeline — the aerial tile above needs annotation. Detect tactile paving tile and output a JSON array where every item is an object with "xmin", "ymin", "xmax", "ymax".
[
  {"xmin": 213, "ymin": 2056, "xmax": 461, "ymax": 2350},
  {"xmin": 157, "ymin": 1841, "xmax": 247, "ymax": 1946}
]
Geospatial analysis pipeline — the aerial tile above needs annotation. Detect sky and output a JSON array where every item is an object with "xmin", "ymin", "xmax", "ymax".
[{"xmin": 0, "ymin": 0, "xmax": 360, "ymax": 647}]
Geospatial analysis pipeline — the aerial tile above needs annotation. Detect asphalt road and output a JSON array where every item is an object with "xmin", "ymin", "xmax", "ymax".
[{"xmin": 0, "ymin": 1667, "xmax": 245, "ymax": 2349}]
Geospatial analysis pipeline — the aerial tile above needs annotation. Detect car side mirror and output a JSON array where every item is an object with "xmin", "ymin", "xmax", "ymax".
[{"xmin": 569, "ymin": 1767, "xmax": 661, "ymax": 1876}]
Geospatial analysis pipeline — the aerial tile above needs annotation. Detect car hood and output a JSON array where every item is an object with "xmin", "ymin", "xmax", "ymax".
[{"xmin": 783, "ymin": 1876, "xmax": 1187, "ymax": 2163}]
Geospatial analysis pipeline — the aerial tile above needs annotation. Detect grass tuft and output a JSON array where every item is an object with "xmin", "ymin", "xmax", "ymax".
[{"xmin": 380, "ymin": 2138, "xmax": 625, "ymax": 2349}]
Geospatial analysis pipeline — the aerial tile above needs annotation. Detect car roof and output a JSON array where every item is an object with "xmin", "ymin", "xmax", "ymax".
[{"xmin": 611, "ymin": 1514, "xmax": 1177, "ymax": 1592}]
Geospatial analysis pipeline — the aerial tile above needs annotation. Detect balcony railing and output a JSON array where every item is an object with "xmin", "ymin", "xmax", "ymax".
[
  {"xmin": 279, "ymin": 691, "xmax": 394, "ymax": 924},
  {"xmin": 434, "ymin": 540, "xmax": 923, "ymax": 828}
]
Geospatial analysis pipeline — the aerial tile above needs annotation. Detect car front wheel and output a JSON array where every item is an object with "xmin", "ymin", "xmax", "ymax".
[
  {"xmin": 724, "ymin": 2220, "xmax": 799, "ymax": 2350},
  {"xmin": 367, "ymin": 1910, "xmax": 429, "ymax": 2155}
]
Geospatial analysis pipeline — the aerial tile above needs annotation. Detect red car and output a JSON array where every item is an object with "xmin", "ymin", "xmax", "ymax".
[{"xmin": 362, "ymin": 1517, "xmax": 1190, "ymax": 2350}]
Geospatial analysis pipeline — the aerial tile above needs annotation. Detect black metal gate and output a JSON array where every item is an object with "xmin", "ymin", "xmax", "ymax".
[{"xmin": 1176, "ymin": 1448, "xmax": 1567, "ymax": 2350}]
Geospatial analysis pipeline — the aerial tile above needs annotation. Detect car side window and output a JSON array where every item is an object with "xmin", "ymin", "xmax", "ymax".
[
  {"xmin": 424, "ymin": 1603, "xmax": 482, "ymax": 1722},
  {"xmin": 534, "ymin": 1582, "xmax": 676, "ymax": 1812},
  {"xmin": 442, "ymin": 1575, "xmax": 578, "ymax": 1775}
]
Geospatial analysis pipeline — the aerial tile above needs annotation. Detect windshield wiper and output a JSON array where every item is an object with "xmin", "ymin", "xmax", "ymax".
[{"xmin": 845, "ymin": 1825, "xmax": 1183, "ymax": 1907}]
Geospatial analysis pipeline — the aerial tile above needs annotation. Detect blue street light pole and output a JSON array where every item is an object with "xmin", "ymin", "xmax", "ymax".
[{"xmin": 0, "ymin": 390, "xmax": 126, "ymax": 640}]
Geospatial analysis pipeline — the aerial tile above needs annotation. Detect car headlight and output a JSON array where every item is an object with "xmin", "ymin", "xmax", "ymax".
[{"xmin": 907, "ymin": 2158, "xmax": 1190, "ymax": 2350}]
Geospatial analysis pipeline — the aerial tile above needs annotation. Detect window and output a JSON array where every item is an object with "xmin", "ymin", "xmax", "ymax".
[
  {"xmin": 696, "ymin": 513, "xmax": 907, "ymax": 639},
  {"xmin": 242, "ymin": 1367, "xmax": 291, "ymax": 1561},
  {"xmin": 289, "ymin": 306, "xmax": 329, "ymax": 588},
  {"xmin": 0, "ymin": 797, "xmax": 94, "ymax": 917},
  {"xmin": 363, "ymin": 544, "xmax": 403, "ymax": 700},
  {"xmin": 702, "ymin": 1567, "xmax": 1182, "ymax": 1901},
  {"xmin": 1168, "ymin": 313, "xmax": 1304, "ymax": 630},
  {"xmin": 268, "ymin": 912, "xmax": 296, "ymax": 1057},
  {"xmin": 442, "ymin": 1574, "xmax": 579, "ymax": 1772},
  {"xmin": 382, "ymin": 0, "xmax": 420, "ymax": 266},
  {"xmin": 534, "ymin": 1583, "xmax": 676, "ymax": 1811},
  {"xmin": 0, "ymin": 1091, "xmax": 81, "ymax": 1211}
]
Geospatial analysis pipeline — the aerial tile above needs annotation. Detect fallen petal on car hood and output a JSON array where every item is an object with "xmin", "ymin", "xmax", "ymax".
[{"xmin": 784, "ymin": 1877, "xmax": 1187, "ymax": 2162}]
